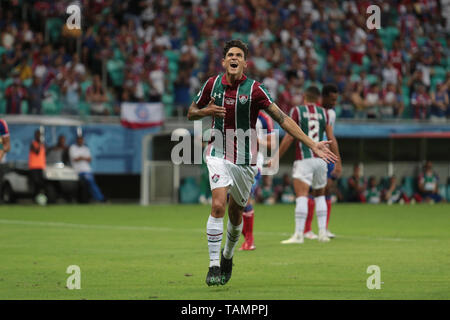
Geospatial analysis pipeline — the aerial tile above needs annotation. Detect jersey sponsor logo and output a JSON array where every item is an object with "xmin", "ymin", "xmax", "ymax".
[
  {"xmin": 225, "ymin": 98, "xmax": 236, "ymax": 105},
  {"xmin": 211, "ymin": 174, "xmax": 220, "ymax": 183},
  {"xmin": 239, "ymin": 95, "xmax": 248, "ymax": 104},
  {"xmin": 213, "ymin": 92, "xmax": 222, "ymax": 99}
]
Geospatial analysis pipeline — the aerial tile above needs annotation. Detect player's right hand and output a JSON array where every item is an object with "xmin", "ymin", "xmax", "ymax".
[
  {"xmin": 205, "ymin": 97, "xmax": 226, "ymax": 118},
  {"xmin": 312, "ymin": 140, "xmax": 338, "ymax": 164},
  {"xmin": 332, "ymin": 161, "xmax": 342, "ymax": 178}
]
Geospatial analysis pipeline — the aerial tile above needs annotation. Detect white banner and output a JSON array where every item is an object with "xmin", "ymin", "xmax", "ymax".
[{"xmin": 120, "ymin": 102, "xmax": 164, "ymax": 129}]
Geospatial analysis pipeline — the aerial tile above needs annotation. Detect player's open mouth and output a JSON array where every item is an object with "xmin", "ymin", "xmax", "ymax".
[{"xmin": 230, "ymin": 62, "xmax": 238, "ymax": 69}]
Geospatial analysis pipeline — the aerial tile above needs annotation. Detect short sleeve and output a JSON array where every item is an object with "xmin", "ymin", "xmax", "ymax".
[
  {"xmin": 258, "ymin": 112, "xmax": 274, "ymax": 134},
  {"xmin": 327, "ymin": 109, "xmax": 336, "ymax": 127},
  {"xmin": 252, "ymin": 84, "xmax": 274, "ymax": 110},
  {"xmin": 194, "ymin": 76, "xmax": 217, "ymax": 108},
  {"xmin": 290, "ymin": 106, "xmax": 299, "ymax": 124}
]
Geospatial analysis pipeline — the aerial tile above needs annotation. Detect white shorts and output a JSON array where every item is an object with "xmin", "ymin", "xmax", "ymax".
[
  {"xmin": 292, "ymin": 158, "xmax": 328, "ymax": 189},
  {"xmin": 206, "ymin": 156, "xmax": 257, "ymax": 207}
]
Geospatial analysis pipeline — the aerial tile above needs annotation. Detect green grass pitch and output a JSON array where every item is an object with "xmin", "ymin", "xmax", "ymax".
[{"xmin": 0, "ymin": 203, "xmax": 449, "ymax": 300}]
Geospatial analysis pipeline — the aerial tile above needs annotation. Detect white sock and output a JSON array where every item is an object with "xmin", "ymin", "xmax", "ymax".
[
  {"xmin": 315, "ymin": 196, "xmax": 327, "ymax": 232},
  {"xmin": 206, "ymin": 215, "xmax": 223, "ymax": 267},
  {"xmin": 295, "ymin": 197, "xmax": 308, "ymax": 235},
  {"xmin": 223, "ymin": 219, "xmax": 243, "ymax": 259}
]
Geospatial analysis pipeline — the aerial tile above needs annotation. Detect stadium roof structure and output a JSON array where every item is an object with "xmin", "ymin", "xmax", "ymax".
[{"xmin": 333, "ymin": 122, "xmax": 450, "ymax": 138}]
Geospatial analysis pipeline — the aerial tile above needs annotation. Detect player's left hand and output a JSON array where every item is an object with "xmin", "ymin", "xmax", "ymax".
[
  {"xmin": 312, "ymin": 141, "xmax": 338, "ymax": 164},
  {"xmin": 332, "ymin": 161, "xmax": 342, "ymax": 178}
]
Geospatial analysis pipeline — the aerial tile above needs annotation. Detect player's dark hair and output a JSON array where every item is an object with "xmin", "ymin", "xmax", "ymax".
[
  {"xmin": 223, "ymin": 39, "xmax": 248, "ymax": 60},
  {"xmin": 305, "ymin": 86, "xmax": 321, "ymax": 102},
  {"xmin": 322, "ymin": 83, "xmax": 338, "ymax": 97}
]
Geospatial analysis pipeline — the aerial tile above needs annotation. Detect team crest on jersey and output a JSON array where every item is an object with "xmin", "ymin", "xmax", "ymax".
[
  {"xmin": 239, "ymin": 95, "xmax": 248, "ymax": 104},
  {"xmin": 211, "ymin": 174, "xmax": 220, "ymax": 183}
]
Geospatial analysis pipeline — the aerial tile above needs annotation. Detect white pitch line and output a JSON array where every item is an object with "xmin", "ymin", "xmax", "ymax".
[
  {"xmin": 0, "ymin": 219, "xmax": 418, "ymax": 242},
  {"xmin": 336, "ymin": 235, "xmax": 415, "ymax": 242},
  {"xmin": 0, "ymin": 219, "xmax": 173, "ymax": 232}
]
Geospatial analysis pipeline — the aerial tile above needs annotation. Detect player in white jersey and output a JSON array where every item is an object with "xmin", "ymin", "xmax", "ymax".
[
  {"xmin": 276, "ymin": 86, "xmax": 341, "ymax": 244},
  {"xmin": 303, "ymin": 84, "xmax": 342, "ymax": 239},
  {"xmin": 320, "ymin": 84, "xmax": 342, "ymax": 237}
]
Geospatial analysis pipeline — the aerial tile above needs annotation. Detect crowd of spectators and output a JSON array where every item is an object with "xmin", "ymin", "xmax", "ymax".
[
  {"xmin": 344, "ymin": 161, "xmax": 446, "ymax": 204},
  {"xmin": 0, "ymin": 0, "xmax": 449, "ymax": 120},
  {"xmin": 252, "ymin": 161, "xmax": 447, "ymax": 205}
]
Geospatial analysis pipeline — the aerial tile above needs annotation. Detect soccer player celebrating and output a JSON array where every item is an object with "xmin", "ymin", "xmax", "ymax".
[
  {"xmin": 187, "ymin": 40, "xmax": 337, "ymax": 286},
  {"xmin": 303, "ymin": 84, "xmax": 342, "ymax": 239},
  {"xmin": 277, "ymin": 86, "xmax": 341, "ymax": 244},
  {"xmin": 240, "ymin": 110, "xmax": 274, "ymax": 251}
]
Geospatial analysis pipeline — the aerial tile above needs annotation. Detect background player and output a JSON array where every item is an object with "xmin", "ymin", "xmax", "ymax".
[
  {"xmin": 240, "ymin": 110, "xmax": 275, "ymax": 251},
  {"xmin": 187, "ymin": 40, "xmax": 337, "ymax": 286},
  {"xmin": 276, "ymin": 86, "xmax": 341, "ymax": 244},
  {"xmin": 303, "ymin": 84, "xmax": 342, "ymax": 239},
  {"xmin": 0, "ymin": 118, "xmax": 11, "ymax": 198},
  {"xmin": 0, "ymin": 119, "xmax": 10, "ymax": 162}
]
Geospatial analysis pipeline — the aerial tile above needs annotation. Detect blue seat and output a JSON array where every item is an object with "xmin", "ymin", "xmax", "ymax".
[
  {"xmin": 78, "ymin": 101, "xmax": 91, "ymax": 116},
  {"xmin": 80, "ymin": 80, "xmax": 92, "ymax": 97},
  {"xmin": 3, "ymin": 78, "xmax": 13, "ymax": 89},
  {"xmin": 106, "ymin": 59, "xmax": 125, "ymax": 87},
  {"xmin": 21, "ymin": 100, "xmax": 29, "ymax": 114},
  {"xmin": 0, "ymin": 99, "xmax": 5, "ymax": 114},
  {"xmin": 23, "ymin": 78, "xmax": 32, "ymax": 87},
  {"xmin": 366, "ymin": 74, "xmax": 379, "ymax": 85},
  {"xmin": 45, "ymin": 18, "xmax": 63, "ymax": 43},
  {"xmin": 433, "ymin": 66, "xmax": 446, "ymax": 78}
]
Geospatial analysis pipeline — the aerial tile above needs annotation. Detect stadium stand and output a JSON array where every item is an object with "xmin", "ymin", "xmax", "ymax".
[
  {"xmin": 0, "ymin": 0, "xmax": 449, "ymax": 204},
  {"xmin": 0, "ymin": 0, "xmax": 448, "ymax": 119}
]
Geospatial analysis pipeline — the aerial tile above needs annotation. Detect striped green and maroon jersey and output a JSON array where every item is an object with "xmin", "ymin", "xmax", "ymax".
[
  {"xmin": 194, "ymin": 73, "xmax": 273, "ymax": 165},
  {"xmin": 289, "ymin": 103, "xmax": 329, "ymax": 160}
]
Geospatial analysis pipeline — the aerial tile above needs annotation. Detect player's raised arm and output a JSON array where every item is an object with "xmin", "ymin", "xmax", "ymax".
[
  {"xmin": 265, "ymin": 102, "xmax": 338, "ymax": 163},
  {"xmin": 187, "ymin": 97, "xmax": 226, "ymax": 121}
]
